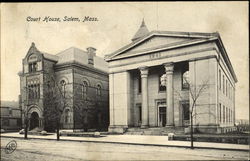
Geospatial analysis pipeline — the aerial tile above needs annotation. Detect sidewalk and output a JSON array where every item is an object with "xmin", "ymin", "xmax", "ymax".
[{"xmin": 1, "ymin": 132, "xmax": 249, "ymax": 152}]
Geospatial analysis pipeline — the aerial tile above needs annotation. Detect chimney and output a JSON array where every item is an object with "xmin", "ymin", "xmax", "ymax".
[{"xmin": 87, "ymin": 47, "xmax": 96, "ymax": 65}]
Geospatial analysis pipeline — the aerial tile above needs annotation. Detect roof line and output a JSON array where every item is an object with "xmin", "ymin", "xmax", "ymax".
[
  {"xmin": 105, "ymin": 31, "xmax": 217, "ymax": 60},
  {"xmin": 107, "ymin": 37, "xmax": 217, "ymax": 61}
]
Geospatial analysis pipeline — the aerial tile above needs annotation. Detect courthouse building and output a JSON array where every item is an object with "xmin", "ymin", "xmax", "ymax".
[
  {"xmin": 19, "ymin": 43, "xmax": 109, "ymax": 131},
  {"xmin": 105, "ymin": 20, "xmax": 237, "ymax": 133}
]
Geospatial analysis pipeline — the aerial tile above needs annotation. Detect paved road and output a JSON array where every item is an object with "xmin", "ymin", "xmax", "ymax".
[{"xmin": 0, "ymin": 138, "xmax": 249, "ymax": 160}]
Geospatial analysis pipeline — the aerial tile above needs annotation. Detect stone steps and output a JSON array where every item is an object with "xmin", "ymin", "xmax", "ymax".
[{"xmin": 124, "ymin": 127, "xmax": 185, "ymax": 136}]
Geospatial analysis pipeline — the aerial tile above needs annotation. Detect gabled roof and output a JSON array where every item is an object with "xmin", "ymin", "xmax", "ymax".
[
  {"xmin": 105, "ymin": 30, "xmax": 218, "ymax": 61},
  {"xmin": 24, "ymin": 43, "xmax": 59, "ymax": 62}
]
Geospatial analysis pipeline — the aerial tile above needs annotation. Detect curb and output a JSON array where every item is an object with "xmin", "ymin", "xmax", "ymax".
[{"xmin": 1, "ymin": 135, "xmax": 248, "ymax": 152}]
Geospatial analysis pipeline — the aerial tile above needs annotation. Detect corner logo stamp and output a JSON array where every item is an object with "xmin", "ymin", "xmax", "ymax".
[{"xmin": 5, "ymin": 140, "xmax": 17, "ymax": 154}]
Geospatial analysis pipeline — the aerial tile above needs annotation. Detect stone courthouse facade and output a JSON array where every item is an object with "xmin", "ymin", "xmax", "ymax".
[
  {"xmin": 105, "ymin": 20, "xmax": 237, "ymax": 134},
  {"xmin": 19, "ymin": 43, "xmax": 109, "ymax": 131}
]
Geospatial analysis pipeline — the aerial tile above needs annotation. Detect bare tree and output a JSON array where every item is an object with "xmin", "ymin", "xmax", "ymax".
[
  {"xmin": 73, "ymin": 84, "xmax": 102, "ymax": 132},
  {"xmin": 43, "ymin": 72, "xmax": 70, "ymax": 141},
  {"xmin": 174, "ymin": 77, "xmax": 209, "ymax": 149},
  {"xmin": 20, "ymin": 87, "xmax": 31, "ymax": 139}
]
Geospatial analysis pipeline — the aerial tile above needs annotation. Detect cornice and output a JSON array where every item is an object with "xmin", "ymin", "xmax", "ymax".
[
  {"xmin": 106, "ymin": 37, "xmax": 216, "ymax": 62},
  {"xmin": 54, "ymin": 61, "xmax": 108, "ymax": 76}
]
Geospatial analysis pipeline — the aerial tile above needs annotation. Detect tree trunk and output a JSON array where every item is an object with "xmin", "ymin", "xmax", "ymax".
[
  {"xmin": 24, "ymin": 118, "xmax": 28, "ymax": 139},
  {"xmin": 190, "ymin": 115, "xmax": 194, "ymax": 149},
  {"xmin": 56, "ymin": 121, "xmax": 60, "ymax": 141}
]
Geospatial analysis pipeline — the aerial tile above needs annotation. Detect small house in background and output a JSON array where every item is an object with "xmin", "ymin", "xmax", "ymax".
[{"xmin": 0, "ymin": 101, "xmax": 22, "ymax": 131}]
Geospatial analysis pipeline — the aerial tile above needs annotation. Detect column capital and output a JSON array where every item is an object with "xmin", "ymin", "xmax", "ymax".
[
  {"xmin": 139, "ymin": 66, "xmax": 149, "ymax": 76},
  {"xmin": 163, "ymin": 62, "xmax": 174, "ymax": 73}
]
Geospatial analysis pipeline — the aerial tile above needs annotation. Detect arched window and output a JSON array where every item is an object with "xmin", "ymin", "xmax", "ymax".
[
  {"xmin": 27, "ymin": 80, "xmax": 40, "ymax": 99},
  {"xmin": 182, "ymin": 70, "xmax": 189, "ymax": 89},
  {"xmin": 82, "ymin": 81, "xmax": 88, "ymax": 99},
  {"xmin": 96, "ymin": 84, "xmax": 101, "ymax": 96},
  {"xmin": 34, "ymin": 84, "xmax": 37, "ymax": 98},
  {"xmin": 60, "ymin": 80, "xmax": 66, "ymax": 97}
]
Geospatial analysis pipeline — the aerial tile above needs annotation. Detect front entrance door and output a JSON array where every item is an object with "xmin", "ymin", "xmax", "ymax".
[
  {"xmin": 159, "ymin": 106, "xmax": 166, "ymax": 127},
  {"xmin": 30, "ymin": 112, "xmax": 39, "ymax": 130}
]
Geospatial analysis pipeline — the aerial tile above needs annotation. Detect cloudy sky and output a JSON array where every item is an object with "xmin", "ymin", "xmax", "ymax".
[{"xmin": 1, "ymin": 2, "xmax": 248, "ymax": 119}]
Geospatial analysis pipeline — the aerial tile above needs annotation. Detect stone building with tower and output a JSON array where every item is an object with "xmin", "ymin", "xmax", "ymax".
[
  {"xmin": 105, "ymin": 20, "xmax": 237, "ymax": 134},
  {"xmin": 18, "ymin": 43, "xmax": 109, "ymax": 131}
]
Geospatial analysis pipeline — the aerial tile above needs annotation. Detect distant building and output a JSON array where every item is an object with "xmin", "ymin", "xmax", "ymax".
[
  {"xmin": 0, "ymin": 101, "xmax": 22, "ymax": 131},
  {"xmin": 105, "ymin": 20, "xmax": 237, "ymax": 134},
  {"xmin": 18, "ymin": 43, "xmax": 109, "ymax": 131}
]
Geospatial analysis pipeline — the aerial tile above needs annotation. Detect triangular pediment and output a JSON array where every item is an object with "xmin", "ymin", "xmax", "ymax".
[
  {"xmin": 127, "ymin": 35, "xmax": 198, "ymax": 53},
  {"xmin": 106, "ymin": 32, "xmax": 217, "ymax": 61}
]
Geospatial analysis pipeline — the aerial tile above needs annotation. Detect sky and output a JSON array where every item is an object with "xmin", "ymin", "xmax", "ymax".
[{"xmin": 1, "ymin": 2, "xmax": 249, "ymax": 119}]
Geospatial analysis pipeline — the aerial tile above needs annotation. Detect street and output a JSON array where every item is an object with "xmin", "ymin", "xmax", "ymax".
[{"xmin": 0, "ymin": 137, "xmax": 248, "ymax": 160}]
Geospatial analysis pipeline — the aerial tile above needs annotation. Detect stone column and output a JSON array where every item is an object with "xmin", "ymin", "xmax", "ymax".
[
  {"xmin": 139, "ymin": 67, "xmax": 149, "ymax": 128},
  {"xmin": 164, "ymin": 63, "xmax": 174, "ymax": 126}
]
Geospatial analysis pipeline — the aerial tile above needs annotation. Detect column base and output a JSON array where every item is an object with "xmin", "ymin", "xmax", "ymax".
[
  {"xmin": 108, "ymin": 125, "xmax": 128, "ymax": 134},
  {"xmin": 165, "ymin": 124, "xmax": 174, "ymax": 127},
  {"xmin": 140, "ymin": 125, "xmax": 149, "ymax": 129}
]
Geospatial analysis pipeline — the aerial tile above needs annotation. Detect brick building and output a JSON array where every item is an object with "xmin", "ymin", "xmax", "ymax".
[
  {"xmin": 18, "ymin": 43, "xmax": 109, "ymax": 131},
  {"xmin": 105, "ymin": 20, "xmax": 237, "ymax": 134}
]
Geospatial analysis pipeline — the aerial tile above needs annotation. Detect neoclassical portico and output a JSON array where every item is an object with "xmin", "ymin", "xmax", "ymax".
[
  {"xmin": 106, "ymin": 20, "xmax": 237, "ymax": 134},
  {"xmin": 138, "ymin": 63, "xmax": 175, "ymax": 128}
]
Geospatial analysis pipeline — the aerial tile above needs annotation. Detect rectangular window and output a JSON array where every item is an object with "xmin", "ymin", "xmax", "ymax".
[
  {"xmin": 229, "ymin": 109, "xmax": 231, "ymax": 123},
  {"xmin": 226, "ymin": 80, "xmax": 228, "ymax": 96},
  {"xmin": 219, "ymin": 69, "xmax": 221, "ymax": 90},
  {"xmin": 2, "ymin": 118, "xmax": 9, "ymax": 126},
  {"xmin": 28, "ymin": 62, "xmax": 38, "ymax": 73},
  {"xmin": 229, "ymin": 85, "xmax": 231, "ymax": 99},
  {"xmin": 223, "ymin": 105, "xmax": 225, "ymax": 123},
  {"xmin": 223, "ymin": 75, "xmax": 225, "ymax": 94},
  {"xmin": 219, "ymin": 103, "xmax": 221, "ymax": 123},
  {"xmin": 138, "ymin": 105, "xmax": 142, "ymax": 121},
  {"xmin": 183, "ymin": 103, "xmax": 190, "ymax": 120},
  {"xmin": 226, "ymin": 107, "xmax": 228, "ymax": 123},
  {"xmin": 17, "ymin": 118, "xmax": 22, "ymax": 126},
  {"xmin": 230, "ymin": 109, "xmax": 232, "ymax": 123}
]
